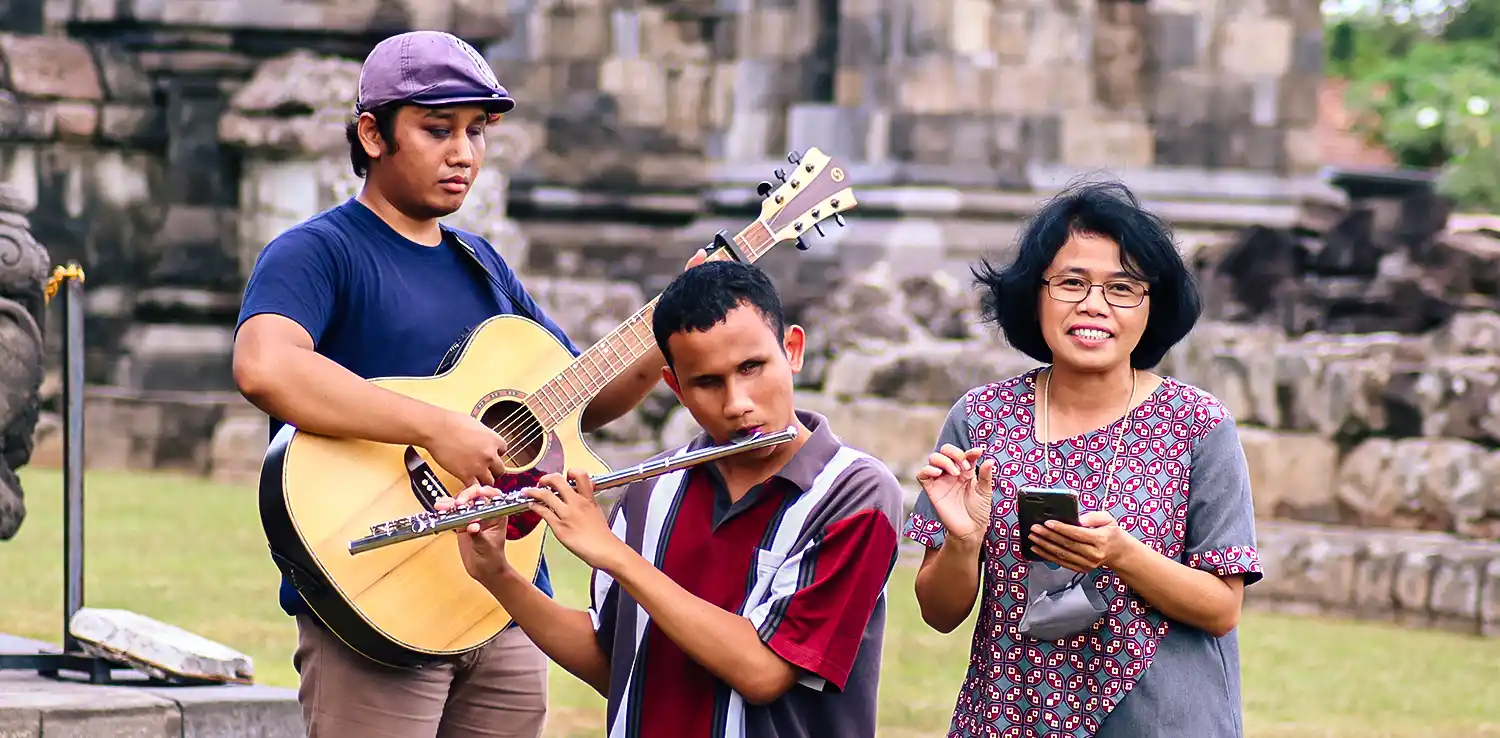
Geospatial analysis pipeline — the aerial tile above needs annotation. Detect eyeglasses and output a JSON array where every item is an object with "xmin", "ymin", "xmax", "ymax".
[{"xmin": 1041, "ymin": 276, "xmax": 1150, "ymax": 308}]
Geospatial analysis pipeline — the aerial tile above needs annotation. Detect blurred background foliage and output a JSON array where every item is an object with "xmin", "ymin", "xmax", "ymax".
[{"xmin": 1327, "ymin": 0, "xmax": 1500, "ymax": 210}]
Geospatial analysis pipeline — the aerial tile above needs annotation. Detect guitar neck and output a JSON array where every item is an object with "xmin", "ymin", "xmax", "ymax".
[{"xmin": 525, "ymin": 220, "xmax": 777, "ymax": 428}]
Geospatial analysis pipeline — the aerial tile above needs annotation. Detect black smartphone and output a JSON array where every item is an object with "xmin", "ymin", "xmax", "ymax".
[{"xmin": 1017, "ymin": 487, "xmax": 1081, "ymax": 561}]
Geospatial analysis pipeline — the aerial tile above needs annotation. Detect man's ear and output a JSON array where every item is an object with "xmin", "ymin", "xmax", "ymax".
[
  {"xmin": 661, "ymin": 365, "xmax": 681, "ymax": 399},
  {"xmin": 357, "ymin": 112, "xmax": 386, "ymax": 160},
  {"xmin": 783, "ymin": 324, "xmax": 806, "ymax": 374}
]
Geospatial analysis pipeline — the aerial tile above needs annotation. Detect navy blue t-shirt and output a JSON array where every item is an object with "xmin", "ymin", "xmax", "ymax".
[{"xmin": 236, "ymin": 198, "xmax": 580, "ymax": 617}]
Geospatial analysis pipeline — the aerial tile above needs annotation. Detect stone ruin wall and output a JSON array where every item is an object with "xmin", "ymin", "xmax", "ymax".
[{"xmin": 6, "ymin": 0, "xmax": 1498, "ymax": 638}]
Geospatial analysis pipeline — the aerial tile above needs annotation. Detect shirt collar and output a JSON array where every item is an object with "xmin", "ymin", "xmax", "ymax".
[{"xmin": 686, "ymin": 409, "xmax": 842, "ymax": 493}]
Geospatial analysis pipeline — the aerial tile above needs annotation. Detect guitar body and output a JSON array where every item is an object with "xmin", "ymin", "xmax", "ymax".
[{"xmin": 259, "ymin": 314, "xmax": 609, "ymax": 668}]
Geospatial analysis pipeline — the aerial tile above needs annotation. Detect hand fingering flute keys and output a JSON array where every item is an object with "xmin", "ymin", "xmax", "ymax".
[{"xmin": 348, "ymin": 424, "xmax": 801, "ymax": 555}]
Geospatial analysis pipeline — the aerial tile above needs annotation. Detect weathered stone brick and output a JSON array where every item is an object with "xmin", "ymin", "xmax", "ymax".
[
  {"xmin": 739, "ymin": 8, "xmax": 800, "ymax": 58},
  {"xmin": 1148, "ymin": 12, "xmax": 1200, "ymax": 71},
  {"xmin": 905, "ymin": 0, "xmax": 952, "ymax": 55},
  {"xmin": 951, "ymin": 0, "xmax": 993, "ymax": 55},
  {"xmin": 1150, "ymin": 69, "xmax": 1215, "ymax": 125},
  {"xmin": 991, "ymin": 63, "xmax": 1094, "ymax": 115},
  {"xmin": 664, "ymin": 62, "xmax": 712, "ymax": 146},
  {"xmin": 990, "ymin": 7, "xmax": 1029, "ymax": 61},
  {"xmin": 888, "ymin": 114, "xmax": 955, "ymax": 166},
  {"xmin": 786, "ymin": 103, "xmax": 870, "ymax": 162},
  {"xmin": 53, "ymin": 101, "xmax": 98, "ymax": 141},
  {"xmin": 1022, "ymin": 114, "xmax": 1061, "ymax": 164},
  {"xmin": 897, "ymin": 57, "xmax": 957, "ymax": 115},
  {"xmin": 1283, "ymin": 126, "xmax": 1321, "ymax": 173},
  {"xmin": 599, "ymin": 57, "xmax": 668, "ymax": 127},
  {"xmin": 1277, "ymin": 71, "xmax": 1321, "ymax": 127},
  {"xmin": 838, "ymin": 0, "xmax": 883, "ymax": 19},
  {"xmin": 91, "ymin": 43, "xmax": 155, "ymax": 102},
  {"xmin": 0, "ymin": 34, "xmax": 103, "ymax": 101},
  {"xmin": 708, "ymin": 14, "xmax": 738, "ymax": 59},
  {"xmin": 1217, "ymin": 17, "xmax": 1294, "ymax": 76},
  {"xmin": 1092, "ymin": 0, "xmax": 1149, "ymax": 112},
  {"xmin": 532, "ymin": 6, "xmax": 612, "ymax": 61},
  {"xmin": 1060, "ymin": 112, "xmax": 1153, "ymax": 168},
  {"xmin": 837, "ymin": 15, "xmax": 886, "ymax": 66}
]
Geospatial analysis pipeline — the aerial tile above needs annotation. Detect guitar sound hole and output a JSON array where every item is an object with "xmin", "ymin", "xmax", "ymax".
[{"xmin": 479, "ymin": 399, "xmax": 546, "ymax": 471}]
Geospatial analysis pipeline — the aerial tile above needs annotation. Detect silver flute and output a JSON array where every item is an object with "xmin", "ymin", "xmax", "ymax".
[{"xmin": 347, "ymin": 424, "xmax": 800, "ymax": 555}]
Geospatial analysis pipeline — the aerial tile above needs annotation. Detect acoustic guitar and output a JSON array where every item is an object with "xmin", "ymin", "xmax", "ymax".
[{"xmin": 258, "ymin": 147, "xmax": 859, "ymax": 668}]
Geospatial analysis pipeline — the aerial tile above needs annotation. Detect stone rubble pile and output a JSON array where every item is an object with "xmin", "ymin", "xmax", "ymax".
[{"xmin": 1193, "ymin": 185, "xmax": 1500, "ymax": 336}]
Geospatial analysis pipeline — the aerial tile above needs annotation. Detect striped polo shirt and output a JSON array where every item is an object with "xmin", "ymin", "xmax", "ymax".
[{"xmin": 587, "ymin": 409, "xmax": 904, "ymax": 738}]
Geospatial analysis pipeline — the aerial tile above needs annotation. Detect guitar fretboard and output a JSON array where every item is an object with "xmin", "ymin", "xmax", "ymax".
[{"xmin": 524, "ymin": 220, "xmax": 776, "ymax": 428}]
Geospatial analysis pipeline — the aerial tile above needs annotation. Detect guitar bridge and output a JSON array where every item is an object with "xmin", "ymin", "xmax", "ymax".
[{"xmin": 404, "ymin": 446, "xmax": 451, "ymax": 512}]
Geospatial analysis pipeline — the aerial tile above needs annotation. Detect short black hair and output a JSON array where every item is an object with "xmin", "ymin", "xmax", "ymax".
[
  {"xmin": 972, "ymin": 178, "xmax": 1202, "ymax": 369},
  {"xmin": 651, "ymin": 260, "xmax": 787, "ymax": 368},
  {"xmin": 345, "ymin": 104, "xmax": 401, "ymax": 178}
]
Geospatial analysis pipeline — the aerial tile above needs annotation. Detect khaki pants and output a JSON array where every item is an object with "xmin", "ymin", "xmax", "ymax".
[{"xmin": 293, "ymin": 614, "xmax": 548, "ymax": 738}]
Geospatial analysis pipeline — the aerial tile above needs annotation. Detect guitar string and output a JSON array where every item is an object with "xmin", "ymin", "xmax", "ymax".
[{"xmin": 473, "ymin": 239, "xmax": 765, "ymax": 484}]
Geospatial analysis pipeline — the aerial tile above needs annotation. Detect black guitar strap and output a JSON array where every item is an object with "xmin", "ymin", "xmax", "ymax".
[
  {"xmin": 434, "ymin": 227, "xmax": 540, "ymax": 374},
  {"xmin": 442, "ymin": 226, "xmax": 540, "ymax": 324}
]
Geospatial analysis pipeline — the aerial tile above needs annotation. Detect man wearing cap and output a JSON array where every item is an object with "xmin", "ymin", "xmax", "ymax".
[{"xmin": 232, "ymin": 30, "xmax": 703, "ymax": 738}]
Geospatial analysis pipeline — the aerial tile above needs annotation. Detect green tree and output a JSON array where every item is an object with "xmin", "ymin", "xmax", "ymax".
[{"xmin": 1331, "ymin": 1, "xmax": 1500, "ymax": 211}]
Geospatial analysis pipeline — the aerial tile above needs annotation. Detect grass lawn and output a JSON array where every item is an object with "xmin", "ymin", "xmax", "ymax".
[{"xmin": 3, "ymin": 467, "xmax": 1499, "ymax": 737}]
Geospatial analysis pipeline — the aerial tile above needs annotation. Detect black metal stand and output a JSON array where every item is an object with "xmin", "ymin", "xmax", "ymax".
[{"xmin": 0, "ymin": 263, "xmax": 133, "ymax": 684}]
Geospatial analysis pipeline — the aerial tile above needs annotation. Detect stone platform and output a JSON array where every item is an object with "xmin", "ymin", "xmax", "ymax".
[{"xmin": 0, "ymin": 634, "xmax": 302, "ymax": 738}]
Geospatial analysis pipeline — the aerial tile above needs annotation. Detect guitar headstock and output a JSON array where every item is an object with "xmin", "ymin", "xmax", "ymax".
[{"xmin": 754, "ymin": 148, "xmax": 857, "ymax": 250}]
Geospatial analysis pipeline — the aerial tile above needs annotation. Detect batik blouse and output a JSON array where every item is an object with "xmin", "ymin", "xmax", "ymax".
[{"xmin": 904, "ymin": 367, "xmax": 1263, "ymax": 738}]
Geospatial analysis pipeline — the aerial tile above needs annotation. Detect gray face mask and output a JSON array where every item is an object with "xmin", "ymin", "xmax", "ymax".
[{"xmin": 1017, "ymin": 562, "xmax": 1108, "ymax": 641}]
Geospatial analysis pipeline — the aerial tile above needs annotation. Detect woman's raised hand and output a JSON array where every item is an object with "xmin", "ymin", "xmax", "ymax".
[{"xmin": 916, "ymin": 444, "xmax": 996, "ymax": 546}]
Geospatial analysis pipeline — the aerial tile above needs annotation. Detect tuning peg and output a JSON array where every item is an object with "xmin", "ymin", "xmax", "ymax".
[
  {"xmin": 773, "ymin": 168, "xmax": 786, "ymax": 182},
  {"xmin": 787, "ymin": 150, "xmax": 802, "ymax": 164},
  {"xmin": 814, "ymin": 223, "xmax": 825, "ymax": 237},
  {"xmin": 794, "ymin": 237, "xmax": 809, "ymax": 251},
  {"xmin": 834, "ymin": 214, "xmax": 846, "ymax": 227},
  {"xmin": 756, "ymin": 181, "xmax": 774, "ymax": 197}
]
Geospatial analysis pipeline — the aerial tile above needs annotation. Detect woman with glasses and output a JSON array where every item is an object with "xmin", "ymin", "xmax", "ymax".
[{"xmin": 905, "ymin": 180, "xmax": 1261, "ymax": 738}]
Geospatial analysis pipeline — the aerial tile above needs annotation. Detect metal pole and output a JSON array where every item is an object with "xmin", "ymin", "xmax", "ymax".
[{"xmin": 60, "ymin": 261, "xmax": 84, "ymax": 654}]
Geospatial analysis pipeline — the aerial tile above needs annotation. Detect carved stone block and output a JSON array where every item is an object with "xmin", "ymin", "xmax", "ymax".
[
  {"xmin": 1092, "ymin": 0, "xmax": 1149, "ymax": 112},
  {"xmin": 897, "ymin": 57, "xmax": 957, "ymax": 115},
  {"xmin": 887, "ymin": 114, "xmax": 955, "ymax": 166},
  {"xmin": 950, "ymin": 0, "xmax": 993, "ymax": 55},
  {"xmin": 92, "ymin": 43, "xmax": 155, "ymax": 102},
  {"xmin": 532, "ymin": 7, "xmax": 612, "ymax": 61},
  {"xmin": 1483, "ymin": 558, "xmax": 1500, "ymax": 637},
  {"xmin": 53, "ymin": 101, "xmax": 99, "ymax": 142},
  {"xmin": 1216, "ymin": 16, "xmax": 1293, "ymax": 77},
  {"xmin": 1060, "ymin": 112, "xmax": 1153, "ymax": 168},
  {"xmin": 786, "ymin": 103, "xmax": 870, "ymax": 163},
  {"xmin": 837, "ymin": 15, "xmax": 886, "ymax": 67},
  {"xmin": 1392, "ymin": 547, "xmax": 1439, "ymax": 628},
  {"xmin": 1148, "ymin": 12, "xmax": 1200, "ymax": 72},
  {"xmin": 1428, "ymin": 547, "xmax": 1491, "ymax": 634},
  {"xmin": 991, "ymin": 7, "xmax": 1029, "ymax": 62},
  {"xmin": 100, "ymin": 104, "xmax": 167, "ymax": 147},
  {"xmin": 599, "ymin": 57, "xmax": 669, "ymax": 127},
  {"xmin": 903, "ymin": 0, "xmax": 952, "ymax": 56},
  {"xmin": 1277, "ymin": 71, "xmax": 1321, "ymax": 127},
  {"xmin": 0, "ymin": 33, "xmax": 103, "ymax": 101}
]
